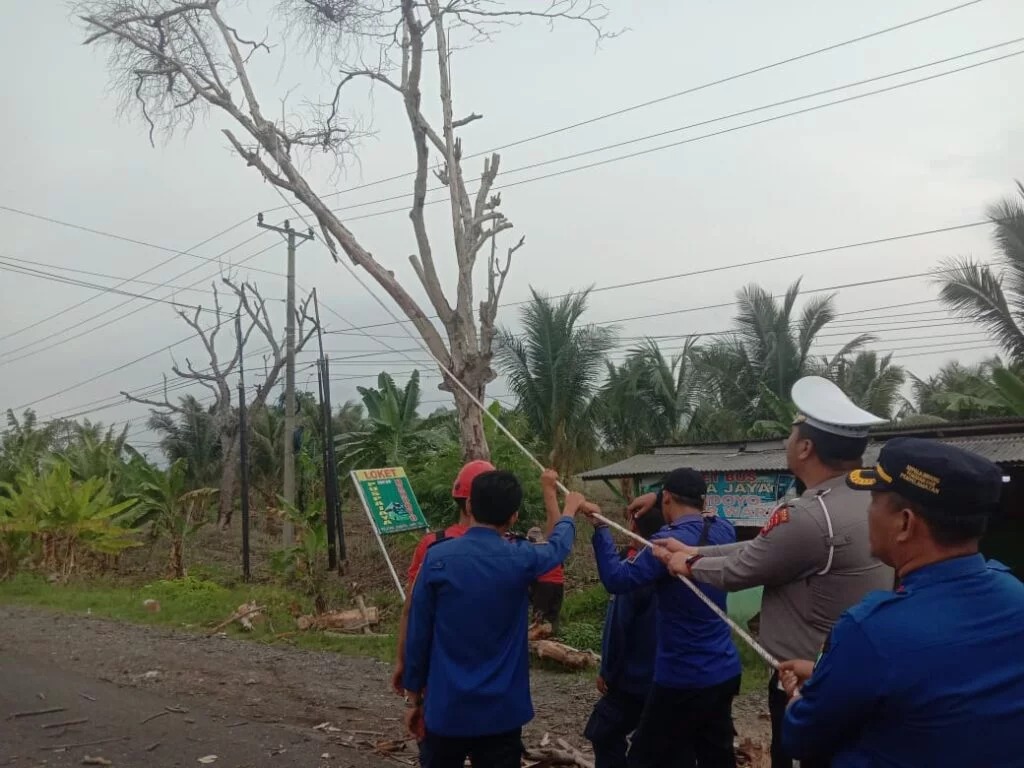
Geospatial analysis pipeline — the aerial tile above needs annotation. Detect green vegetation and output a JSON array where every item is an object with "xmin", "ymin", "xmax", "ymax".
[
  {"xmin": 0, "ymin": 573, "xmax": 393, "ymax": 659},
  {"xmin": 3, "ymin": 182, "xmax": 1024, "ymax": 700}
]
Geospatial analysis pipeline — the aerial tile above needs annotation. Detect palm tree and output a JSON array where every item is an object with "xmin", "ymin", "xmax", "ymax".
[
  {"xmin": 335, "ymin": 371, "xmax": 447, "ymax": 469},
  {"xmin": 695, "ymin": 280, "xmax": 871, "ymax": 437},
  {"xmin": 910, "ymin": 360, "xmax": 1011, "ymax": 420},
  {"xmin": 496, "ymin": 288, "xmax": 617, "ymax": 477},
  {"xmin": 812, "ymin": 351, "xmax": 907, "ymax": 419},
  {"xmin": 937, "ymin": 182, "xmax": 1024, "ymax": 363},
  {"xmin": 596, "ymin": 338, "xmax": 703, "ymax": 453},
  {"xmin": 147, "ymin": 396, "xmax": 222, "ymax": 487}
]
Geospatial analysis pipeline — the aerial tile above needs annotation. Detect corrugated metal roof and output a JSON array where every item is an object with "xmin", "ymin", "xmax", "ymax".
[{"xmin": 580, "ymin": 434, "xmax": 1024, "ymax": 480}]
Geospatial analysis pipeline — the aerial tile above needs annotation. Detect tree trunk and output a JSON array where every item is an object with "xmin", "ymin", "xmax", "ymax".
[
  {"xmin": 217, "ymin": 436, "xmax": 239, "ymax": 529},
  {"xmin": 452, "ymin": 385, "xmax": 490, "ymax": 462},
  {"xmin": 169, "ymin": 537, "xmax": 184, "ymax": 579}
]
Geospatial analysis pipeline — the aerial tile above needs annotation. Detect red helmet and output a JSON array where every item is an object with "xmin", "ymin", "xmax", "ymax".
[{"xmin": 452, "ymin": 459, "xmax": 496, "ymax": 499}]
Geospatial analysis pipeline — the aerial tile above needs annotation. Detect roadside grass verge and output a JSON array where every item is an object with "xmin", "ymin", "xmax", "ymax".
[{"xmin": 0, "ymin": 575, "xmax": 771, "ymax": 694}]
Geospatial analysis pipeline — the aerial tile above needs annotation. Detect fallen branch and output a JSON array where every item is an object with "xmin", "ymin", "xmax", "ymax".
[
  {"xmin": 524, "ymin": 742, "xmax": 595, "ymax": 768},
  {"xmin": 529, "ymin": 640, "xmax": 600, "ymax": 670},
  {"xmin": 41, "ymin": 718, "xmax": 89, "ymax": 730},
  {"xmin": 208, "ymin": 603, "xmax": 265, "ymax": 636},
  {"xmin": 41, "ymin": 736, "xmax": 126, "ymax": 752},
  {"xmin": 8, "ymin": 706, "xmax": 66, "ymax": 719},
  {"xmin": 297, "ymin": 606, "xmax": 380, "ymax": 632}
]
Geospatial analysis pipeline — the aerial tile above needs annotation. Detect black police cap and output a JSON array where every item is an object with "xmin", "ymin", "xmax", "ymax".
[
  {"xmin": 660, "ymin": 467, "xmax": 707, "ymax": 501},
  {"xmin": 846, "ymin": 437, "xmax": 1004, "ymax": 511}
]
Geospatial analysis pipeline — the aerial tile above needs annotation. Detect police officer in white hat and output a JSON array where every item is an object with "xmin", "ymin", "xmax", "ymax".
[{"xmin": 635, "ymin": 376, "xmax": 895, "ymax": 768}]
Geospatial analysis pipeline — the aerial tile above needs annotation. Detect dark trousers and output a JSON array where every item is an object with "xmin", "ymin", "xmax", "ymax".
[
  {"xmin": 421, "ymin": 728, "xmax": 523, "ymax": 768},
  {"xmin": 628, "ymin": 676, "xmax": 740, "ymax": 768},
  {"xmin": 768, "ymin": 673, "xmax": 829, "ymax": 768},
  {"xmin": 584, "ymin": 686, "xmax": 647, "ymax": 768},
  {"xmin": 530, "ymin": 581, "xmax": 565, "ymax": 634}
]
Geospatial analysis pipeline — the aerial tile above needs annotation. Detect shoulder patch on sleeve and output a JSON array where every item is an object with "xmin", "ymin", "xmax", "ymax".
[{"xmin": 759, "ymin": 506, "xmax": 791, "ymax": 536}]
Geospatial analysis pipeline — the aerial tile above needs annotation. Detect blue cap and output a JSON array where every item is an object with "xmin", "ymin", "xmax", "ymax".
[{"xmin": 846, "ymin": 437, "xmax": 1004, "ymax": 511}]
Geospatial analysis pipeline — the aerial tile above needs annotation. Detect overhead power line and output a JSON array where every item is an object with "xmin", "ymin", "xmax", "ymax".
[
  {"xmin": 259, "ymin": 0, "xmax": 990, "ymax": 212},
  {"xmin": 0, "ymin": 209, "xmax": 262, "ymax": 344},
  {"xmin": 326, "ymin": 37, "xmax": 1024, "ymax": 219},
  {"xmin": 0, "ymin": 240, "xmax": 280, "ymax": 366},
  {"xmin": 0, "ymin": 258, "xmax": 232, "ymax": 317}
]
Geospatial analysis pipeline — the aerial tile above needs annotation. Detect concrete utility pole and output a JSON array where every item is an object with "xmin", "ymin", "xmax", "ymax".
[{"xmin": 257, "ymin": 214, "xmax": 314, "ymax": 547}]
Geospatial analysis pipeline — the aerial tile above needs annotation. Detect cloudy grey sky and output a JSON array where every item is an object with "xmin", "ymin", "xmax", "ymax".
[{"xmin": 1, "ymin": 0, "xmax": 1021, "ymax": 453}]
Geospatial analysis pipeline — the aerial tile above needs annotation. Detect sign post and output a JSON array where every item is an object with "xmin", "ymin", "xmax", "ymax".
[{"xmin": 350, "ymin": 467, "xmax": 429, "ymax": 601}]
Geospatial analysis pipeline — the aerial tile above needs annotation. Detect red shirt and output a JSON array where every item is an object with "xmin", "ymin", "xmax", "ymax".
[
  {"xmin": 406, "ymin": 523, "xmax": 470, "ymax": 585},
  {"xmin": 536, "ymin": 564, "xmax": 565, "ymax": 585}
]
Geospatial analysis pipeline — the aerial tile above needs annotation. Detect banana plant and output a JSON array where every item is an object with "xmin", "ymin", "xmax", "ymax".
[
  {"xmin": 0, "ymin": 463, "xmax": 138, "ymax": 579},
  {"xmin": 130, "ymin": 459, "xmax": 218, "ymax": 578}
]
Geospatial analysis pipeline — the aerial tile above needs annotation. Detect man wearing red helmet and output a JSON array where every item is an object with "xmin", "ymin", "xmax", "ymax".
[{"xmin": 391, "ymin": 459, "xmax": 495, "ymax": 697}]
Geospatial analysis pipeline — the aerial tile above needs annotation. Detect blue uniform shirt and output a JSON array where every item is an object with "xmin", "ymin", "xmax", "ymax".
[
  {"xmin": 593, "ymin": 514, "xmax": 741, "ymax": 689},
  {"xmin": 784, "ymin": 554, "xmax": 1024, "ymax": 767},
  {"xmin": 598, "ymin": 553, "xmax": 657, "ymax": 697},
  {"xmin": 402, "ymin": 517, "xmax": 577, "ymax": 738}
]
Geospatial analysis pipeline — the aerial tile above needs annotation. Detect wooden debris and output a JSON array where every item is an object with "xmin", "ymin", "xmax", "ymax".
[
  {"xmin": 735, "ymin": 738, "xmax": 769, "ymax": 768},
  {"xmin": 42, "ymin": 737, "xmax": 126, "ymax": 752},
  {"xmin": 8, "ymin": 706, "xmax": 67, "ymax": 720},
  {"xmin": 529, "ymin": 639, "xmax": 600, "ymax": 670},
  {"xmin": 296, "ymin": 606, "xmax": 380, "ymax": 632},
  {"xmin": 81, "ymin": 757, "xmax": 112, "ymax": 766},
  {"xmin": 42, "ymin": 718, "xmax": 89, "ymax": 730},
  {"xmin": 528, "ymin": 622, "xmax": 553, "ymax": 641},
  {"xmin": 524, "ymin": 738, "xmax": 595, "ymax": 768},
  {"xmin": 207, "ymin": 603, "xmax": 264, "ymax": 636}
]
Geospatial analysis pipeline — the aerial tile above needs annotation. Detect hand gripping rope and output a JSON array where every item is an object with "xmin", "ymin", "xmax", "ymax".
[{"xmin": 262, "ymin": 185, "xmax": 782, "ymax": 670}]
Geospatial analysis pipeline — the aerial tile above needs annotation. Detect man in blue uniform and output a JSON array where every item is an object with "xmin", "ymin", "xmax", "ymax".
[
  {"xmin": 584, "ymin": 502, "xmax": 664, "ymax": 768},
  {"xmin": 402, "ymin": 470, "xmax": 583, "ymax": 768},
  {"xmin": 588, "ymin": 468, "xmax": 741, "ymax": 768},
  {"xmin": 779, "ymin": 437, "xmax": 1024, "ymax": 767}
]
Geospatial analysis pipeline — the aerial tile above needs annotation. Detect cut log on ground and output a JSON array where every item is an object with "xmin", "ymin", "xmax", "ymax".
[
  {"xmin": 296, "ymin": 606, "xmax": 380, "ymax": 632},
  {"xmin": 528, "ymin": 621, "xmax": 553, "ymax": 641},
  {"xmin": 529, "ymin": 640, "xmax": 600, "ymax": 670}
]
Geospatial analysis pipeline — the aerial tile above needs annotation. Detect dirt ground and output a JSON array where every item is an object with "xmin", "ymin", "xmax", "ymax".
[{"xmin": 0, "ymin": 605, "xmax": 771, "ymax": 767}]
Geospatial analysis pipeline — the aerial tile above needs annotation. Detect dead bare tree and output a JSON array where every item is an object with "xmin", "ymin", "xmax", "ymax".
[
  {"xmin": 79, "ymin": 0, "xmax": 613, "ymax": 461},
  {"xmin": 124, "ymin": 279, "xmax": 316, "ymax": 527}
]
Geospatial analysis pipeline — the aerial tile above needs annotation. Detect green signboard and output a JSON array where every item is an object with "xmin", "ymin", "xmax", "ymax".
[{"xmin": 351, "ymin": 467, "xmax": 429, "ymax": 535}]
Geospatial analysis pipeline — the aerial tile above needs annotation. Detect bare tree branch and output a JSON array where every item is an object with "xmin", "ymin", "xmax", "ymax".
[{"xmin": 81, "ymin": 0, "xmax": 617, "ymax": 462}]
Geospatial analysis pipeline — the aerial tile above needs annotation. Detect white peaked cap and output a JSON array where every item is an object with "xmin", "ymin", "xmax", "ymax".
[{"xmin": 791, "ymin": 376, "xmax": 886, "ymax": 438}]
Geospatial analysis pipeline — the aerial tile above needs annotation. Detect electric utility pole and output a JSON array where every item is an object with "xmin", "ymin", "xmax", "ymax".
[{"xmin": 257, "ymin": 213, "xmax": 313, "ymax": 547}]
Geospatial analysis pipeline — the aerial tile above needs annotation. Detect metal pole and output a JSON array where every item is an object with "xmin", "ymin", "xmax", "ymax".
[
  {"xmin": 282, "ymin": 225, "xmax": 297, "ymax": 547},
  {"xmin": 322, "ymin": 355, "xmax": 346, "ymax": 563},
  {"xmin": 256, "ymin": 215, "xmax": 313, "ymax": 548},
  {"xmin": 318, "ymin": 359, "xmax": 338, "ymax": 570},
  {"xmin": 235, "ymin": 313, "xmax": 251, "ymax": 582},
  {"xmin": 351, "ymin": 470, "xmax": 405, "ymax": 601}
]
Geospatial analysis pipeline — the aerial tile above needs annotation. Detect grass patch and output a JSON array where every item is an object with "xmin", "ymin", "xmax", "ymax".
[
  {"xmin": 0, "ymin": 573, "xmax": 398, "ymax": 660},
  {"xmin": 0, "ymin": 574, "xmax": 771, "ymax": 694}
]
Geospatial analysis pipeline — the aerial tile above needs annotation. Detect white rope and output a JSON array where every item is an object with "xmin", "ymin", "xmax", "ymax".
[{"xmin": 263, "ymin": 183, "xmax": 780, "ymax": 669}]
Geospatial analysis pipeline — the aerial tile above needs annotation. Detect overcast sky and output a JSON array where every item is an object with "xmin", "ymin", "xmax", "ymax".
[{"xmin": 1, "ymin": 0, "xmax": 1022, "ymax": 454}]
